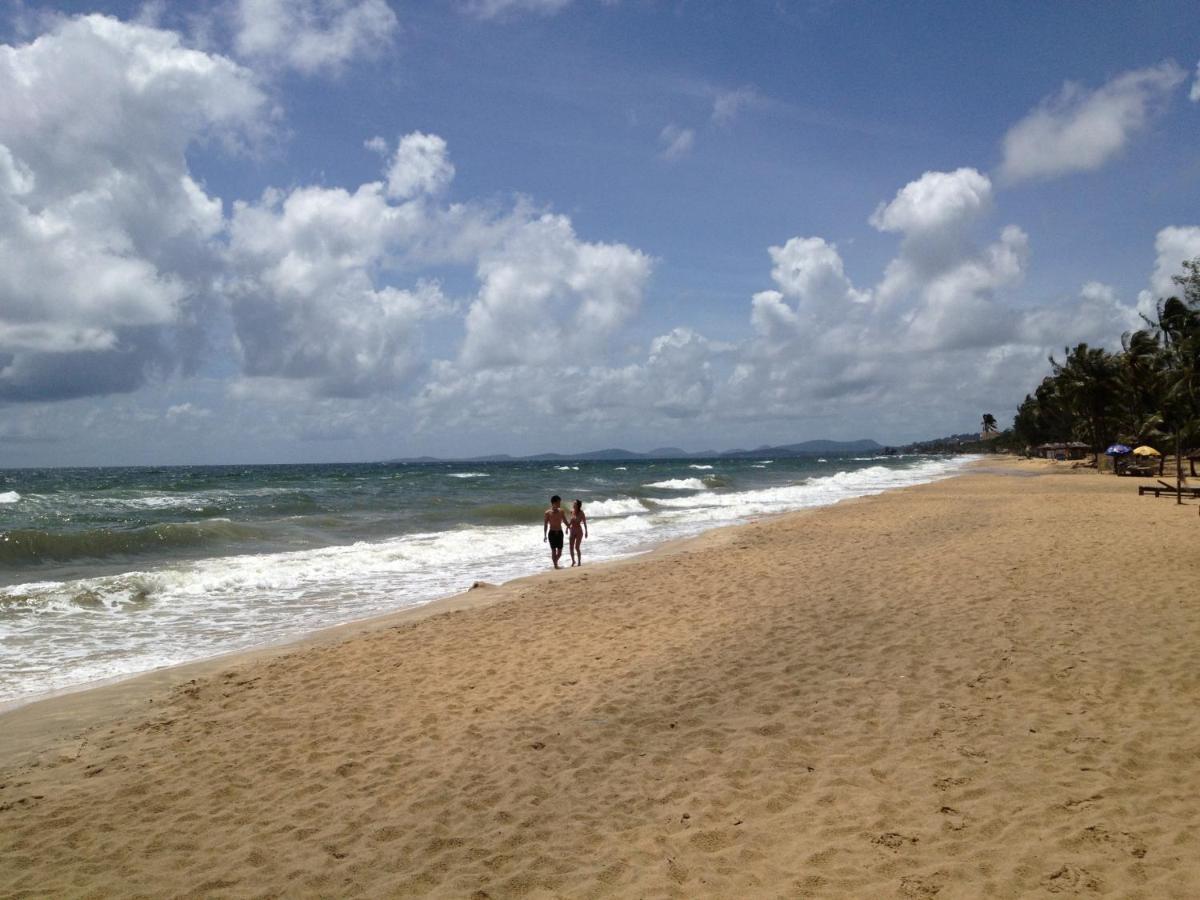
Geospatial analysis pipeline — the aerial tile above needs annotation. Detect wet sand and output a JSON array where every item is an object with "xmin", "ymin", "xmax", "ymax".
[{"xmin": 3, "ymin": 461, "xmax": 1199, "ymax": 898}]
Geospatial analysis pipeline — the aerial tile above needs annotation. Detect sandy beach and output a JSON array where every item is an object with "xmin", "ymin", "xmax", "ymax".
[{"xmin": 2, "ymin": 461, "xmax": 1199, "ymax": 898}]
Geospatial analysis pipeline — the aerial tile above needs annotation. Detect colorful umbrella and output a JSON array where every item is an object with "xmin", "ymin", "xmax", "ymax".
[
  {"xmin": 1132, "ymin": 445, "xmax": 1162, "ymax": 457},
  {"xmin": 1105, "ymin": 444, "xmax": 1131, "ymax": 455}
]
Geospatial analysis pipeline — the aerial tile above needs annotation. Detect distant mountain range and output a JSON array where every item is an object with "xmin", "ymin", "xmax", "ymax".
[{"xmin": 388, "ymin": 439, "xmax": 884, "ymax": 464}]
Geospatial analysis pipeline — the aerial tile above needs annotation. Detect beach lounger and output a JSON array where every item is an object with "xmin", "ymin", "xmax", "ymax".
[{"xmin": 1137, "ymin": 480, "xmax": 1200, "ymax": 498}]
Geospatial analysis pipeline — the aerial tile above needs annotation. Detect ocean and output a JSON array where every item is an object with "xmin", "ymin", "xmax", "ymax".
[{"xmin": 0, "ymin": 454, "xmax": 972, "ymax": 706}]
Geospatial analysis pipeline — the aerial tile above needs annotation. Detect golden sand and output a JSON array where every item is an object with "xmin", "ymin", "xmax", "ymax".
[{"xmin": 2, "ymin": 461, "xmax": 1199, "ymax": 898}]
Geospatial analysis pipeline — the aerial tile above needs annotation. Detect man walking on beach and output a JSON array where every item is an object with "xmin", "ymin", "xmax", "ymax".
[{"xmin": 544, "ymin": 495, "xmax": 568, "ymax": 569}]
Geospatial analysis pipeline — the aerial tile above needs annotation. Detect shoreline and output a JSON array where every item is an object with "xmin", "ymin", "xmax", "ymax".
[
  {"xmin": 7, "ymin": 457, "xmax": 1196, "ymax": 897},
  {"xmin": 0, "ymin": 486, "xmax": 825, "ymax": 765},
  {"xmin": 0, "ymin": 457, "xmax": 975, "ymax": 755}
]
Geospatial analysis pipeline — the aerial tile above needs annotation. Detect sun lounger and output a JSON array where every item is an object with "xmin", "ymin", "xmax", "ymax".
[{"xmin": 1137, "ymin": 480, "xmax": 1200, "ymax": 498}]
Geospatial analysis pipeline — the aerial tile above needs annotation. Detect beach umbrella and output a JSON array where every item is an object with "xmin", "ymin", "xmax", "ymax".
[
  {"xmin": 1132, "ymin": 445, "xmax": 1162, "ymax": 457},
  {"xmin": 1105, "ymin": 443, "xmax": 1131, "ymax": 456}
]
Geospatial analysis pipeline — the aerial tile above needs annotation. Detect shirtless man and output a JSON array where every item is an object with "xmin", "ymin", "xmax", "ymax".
[{"xmin": 543, "ymin": 494, "xmax": 568, "ymax": 569}]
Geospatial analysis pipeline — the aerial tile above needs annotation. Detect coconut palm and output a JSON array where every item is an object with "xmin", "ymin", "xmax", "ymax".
[{"xmin": 981, "ymin": 413, "xmax": 998, "ymax": 434}]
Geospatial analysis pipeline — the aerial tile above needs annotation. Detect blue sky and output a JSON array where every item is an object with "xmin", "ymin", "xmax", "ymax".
[{"xmin": 0, "ymin": 0, "xmax": 1197, "ymax": 464}]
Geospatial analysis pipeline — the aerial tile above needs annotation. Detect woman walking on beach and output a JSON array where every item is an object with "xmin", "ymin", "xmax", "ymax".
[{"xmin": 568, "ymin": 499, "xmax": 588, "ymax": 567}]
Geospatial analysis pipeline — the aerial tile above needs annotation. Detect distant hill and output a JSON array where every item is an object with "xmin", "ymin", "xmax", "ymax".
[{"xmin": 387, "ymin": 438, "xmax": 883, "ymax": 464}]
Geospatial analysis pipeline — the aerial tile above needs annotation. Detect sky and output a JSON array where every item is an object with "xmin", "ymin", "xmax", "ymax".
[{"xmin": 0, "ymin": 0, "xmax": 1198, "ymax": 465}]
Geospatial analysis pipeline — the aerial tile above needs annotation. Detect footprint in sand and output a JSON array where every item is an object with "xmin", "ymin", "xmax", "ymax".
[
  {"xmin": 873, "ymin": 832, "xmax": 919, "ymax": 850},
  {"xmin": 1043, "ymin": 864, "xmax": 1101, "ymax": 893}
]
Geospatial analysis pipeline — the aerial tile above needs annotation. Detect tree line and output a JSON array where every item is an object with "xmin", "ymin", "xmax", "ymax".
[{"xmin": 1009, "ymin": 257, "xmax": 1200, "ymax": 468}]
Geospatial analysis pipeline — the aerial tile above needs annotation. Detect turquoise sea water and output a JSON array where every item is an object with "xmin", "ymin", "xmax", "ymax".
[{"xmin": 0, "ymin": 454, "xmax": 971, "ymax": 705}]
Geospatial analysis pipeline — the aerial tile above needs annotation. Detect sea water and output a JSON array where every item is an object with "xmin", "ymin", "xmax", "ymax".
[{"xmin": 0, "ymin": 454, "xmax": 972, "ymax": 705}]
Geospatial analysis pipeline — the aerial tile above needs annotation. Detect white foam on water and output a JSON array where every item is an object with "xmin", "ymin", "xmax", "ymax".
[
  {"xmin": 0, "ymin": 491, "xmax": 20, "ymax": 504},
  {"xmin": 644, "ymin": 478, "xmax": 707, "ymax": 490},
  {"xmin": 447, "ymin": 472, "xmax": 488, "ymax": 478},
  {"xmin": 585, "ymin": 497, "xmax": 647, "ymax": 518},
  {"xmin": 0, "ymin": 456, "xmax": 975, "ymax": 705},
  {"xmin": 554, "ymin": 465, "xmax": 580, "ymax": 471},
  {"xmin": 688, "ymin": 464, "xmax": 714, "ymax": 470}
]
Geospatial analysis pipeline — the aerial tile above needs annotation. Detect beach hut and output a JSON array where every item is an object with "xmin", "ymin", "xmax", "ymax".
[{"xmin": 1033, "ymin": 441, "xmax": 1090, "ymax": 461}]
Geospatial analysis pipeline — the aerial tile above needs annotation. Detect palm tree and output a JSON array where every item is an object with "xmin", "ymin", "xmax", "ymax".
[
  {"xmin": 980, "ymin": 413, "xmax": 998, "ymax": 434},
  {"xmin": 1050, "ymin": 343, "xmax": 1122, "ymax": 465}
]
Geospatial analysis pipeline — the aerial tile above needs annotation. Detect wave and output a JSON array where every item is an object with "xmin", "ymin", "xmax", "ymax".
[
  {"xmin": 644, "ymin": 478, "xmax": 707, "ymax": 490},
  {"xmin": 688, "ymin": 464, "xmax": 714, "ymax": 470},
  {"xmin": 448, "ymin": 472, "xmax": 488, "ymax": 478},
  {"xmin": 475, "ymin": 502, "xmax": 546, "ymax": 523},
  {"xmin": 584, "ymin": 497, "xmax": 648, "ymax": 518},
  {"xmin": 0, "ymin": 520, "xmax": 268, "ymax": 565},
  {"xmin": 0, "ymin": 491, "xmax": 20, "ymax": 504},
  {"xmin": 650, "ymin": 460, "xmax": 966, "ymax": 520},
  {"xmin": 554, "ymin": 465, "xmax": 580, "ymax": 471}
]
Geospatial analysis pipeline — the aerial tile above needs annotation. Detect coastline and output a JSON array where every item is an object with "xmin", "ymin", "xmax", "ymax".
[
  {"xmin": 0, "ymin": 457, "xmax": 971, "ymax": 751},
  {"xmin": 4, "ymin": 459, "xmax": 1199, "ymax": 897},
  {"xmin": 0, "ymin": 504, "xmax": 802, "ymax": 765}
]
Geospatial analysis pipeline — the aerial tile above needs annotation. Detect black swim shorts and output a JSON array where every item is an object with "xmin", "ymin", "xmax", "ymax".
[{"xmin": 548, "ymin": 529, "xmax": 564, "ymax": 550}]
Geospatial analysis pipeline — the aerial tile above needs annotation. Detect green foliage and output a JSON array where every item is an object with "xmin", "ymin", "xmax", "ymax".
[{"xmin": 1010, "ymin": 256, "xmax": 1200, "ymax": 457}]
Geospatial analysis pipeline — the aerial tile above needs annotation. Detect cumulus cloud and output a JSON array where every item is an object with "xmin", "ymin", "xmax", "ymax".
[
  {"xmin": 412, "ymin": 165, "xmax": 1158, "ymax": 441},
  {"xmin": 870, "ymin": 167, "xmax": 992, "ymax": 237},
  {"xmin": 460, "ymin": 0, "xmax": 573, "ymax": 20},
  {"xmin": 999, "ymin": 61, "xmax": 1186, "ymax": 183},
  {"xmin": 459, "ymin": 213, "xmax": 653, "ymax": 369},
  {"xmin": 0, "ymin": 14, "xmax": 267, "ymax": 402},
  {"xmin": 385, "ymin": 132, "xmax": 455, "ymax": 199},
  {"xmin": 1135, "ymin": 224, "xmax": 1200, "ymax": 318},
  {"xmin": 725, "ymin": 166, "xmax": 1153, "ymax": 430},
  {"xmin": 222, "ymin": 130, "xmax": 652, "ymax": 399},
  {"xmin": 233, "ymin": 0, "xmax": 399, "ymax": 74},
  {"xmin": 750, "ymin": 237, "xmax": 870, "ymax": 352},
  {"xmin": 226, "ymin": 179, "xmax": 452, "ymax": 397},
  {"xmin": 871, "ymin": 168, "xmax": 1004, "ymax": 316},
  {"xmin": 658, "ymin": 123, "xmax": 695, "ymax": 161}
]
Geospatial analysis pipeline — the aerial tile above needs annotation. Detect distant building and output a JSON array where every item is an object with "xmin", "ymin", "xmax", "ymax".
[{"xmin": 1032, "ymin": 441, "xmax": 1089, "ymax": 460}]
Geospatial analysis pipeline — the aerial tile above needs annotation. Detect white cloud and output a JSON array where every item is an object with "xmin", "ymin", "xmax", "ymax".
[
  {"xmin": 459, "ymin": 213, "xmax": 653, "ymax": 369},
  {"xmin": 223, "ymin": 130, "xmax": 651, "ymax": 398},
  {"xmin": 901, "ymin": 225, "xmax": 1028, "ymax": 352},
  {"xmin": 999, "ymin": 61, "xmax": 1186, "ymax": 183},
  {"xmin": 0, "ymin": 14, "xmax": 267, "ymax": 401},
  {"xmin": 751, "ymin": 237, "xmax": 870, "ymax": 351},
  {"xmin": 226, "ymin": 181, "xmax": 452, "ymax": 397},
  {"xmin": 1135, "ymin": 224, "xmax": 1200, "ymax": 318},
  {"xmin": 869, "ymin": 167, "xmax": 992, "ymax": 237},
  {"xmin": 1191, "ymin": 61, "xmax": 1200, "ymax": 102},
  {"xmin": 460, "ymin": 0, "xmax": 572, "ymax": 20},
  {"xmin": 233, "ymin": 0, "xmax": 399, "ymax": 74},
  {"xmin": 711, "ymin": 86, "xmax": 759, "ymax": 127},
  {"xmin": 385, "ymin": 132, "xmax": 455, "ymax": 199},
  {"xmin": 871, "ymin": 168, "xmax": 997, "ymax": 310},
  {"xmin": 658, "ymin": 123, "xmax": 695, "ymax": 161}
]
